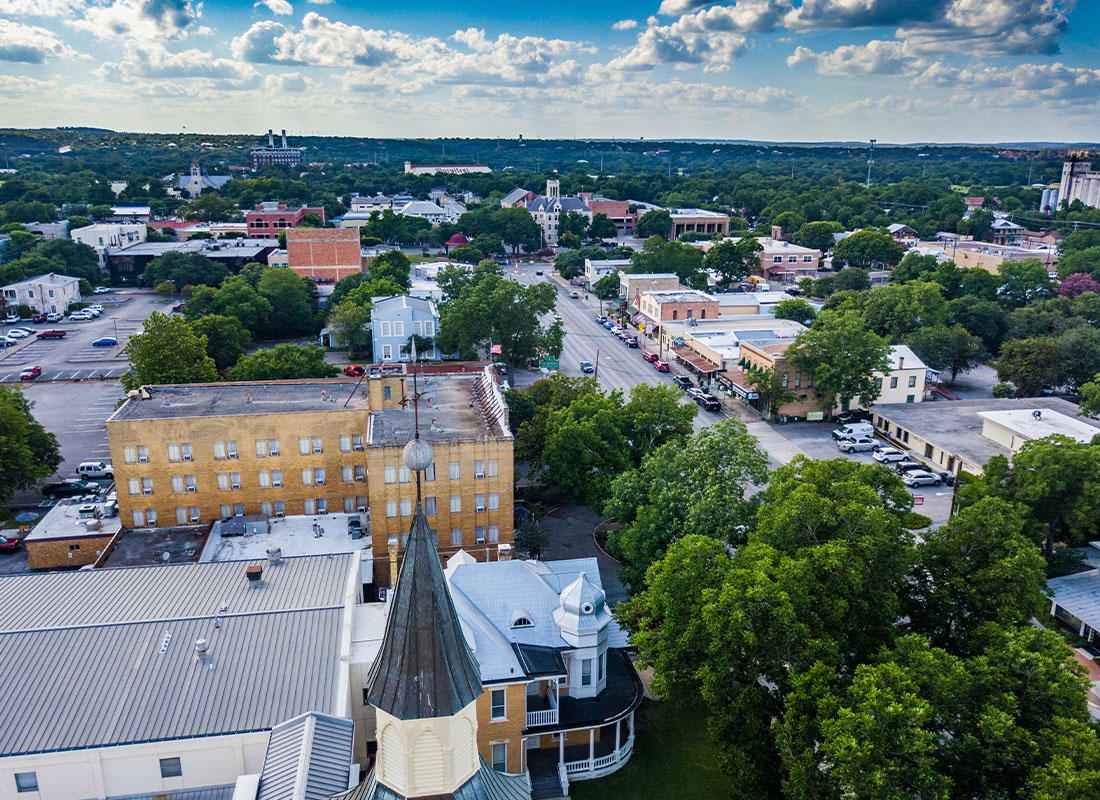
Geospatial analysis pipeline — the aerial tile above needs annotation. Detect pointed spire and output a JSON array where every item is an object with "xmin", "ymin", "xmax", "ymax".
[{"xmin": 365, "ymin": 502, "xmax": 483, "ymax": 720}]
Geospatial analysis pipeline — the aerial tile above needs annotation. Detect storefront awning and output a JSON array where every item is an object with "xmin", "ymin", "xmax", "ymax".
[
  {"xmin": 671, "ymin": 346, "xmax": 719, "ymax": 374},
  {"xmin": 719, "ymin": 370, "xmax": 759, "ymax": 400}
]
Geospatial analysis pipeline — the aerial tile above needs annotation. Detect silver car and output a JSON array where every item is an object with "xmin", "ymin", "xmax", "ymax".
[
  {"xmin": 902, "ymin": 469, "xmax": 942, "ymax": 487},
  {"xmin": 836, "ymin": 436, "xmax": 878, "ymax": 453}
]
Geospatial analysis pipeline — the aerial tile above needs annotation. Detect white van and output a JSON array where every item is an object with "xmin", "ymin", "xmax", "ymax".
[
  {"xmin": 76, "ymin": 461, "xmax": 114, "ymax": 479},
  {"xmin": 832, "ymin": 422, "xmax": 874, "ymax": 440}
]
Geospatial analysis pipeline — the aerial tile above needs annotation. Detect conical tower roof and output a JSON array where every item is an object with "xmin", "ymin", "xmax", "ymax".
[{"xmin": 366, "ymin": 503, "xmax": 483, "ymax": 720}]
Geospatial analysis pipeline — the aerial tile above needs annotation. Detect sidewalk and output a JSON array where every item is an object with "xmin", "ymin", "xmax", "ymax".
[{"xmin": 743, "ymin": 420, "xmax": 804, "ymax": 467}]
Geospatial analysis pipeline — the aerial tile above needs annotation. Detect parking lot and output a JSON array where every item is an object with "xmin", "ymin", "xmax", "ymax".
[
  {"xmin": 20, "ymin": 380, "xmax": 125, "ymax": 478},
  {"xmin": 0, "ymin": 291, "xmax": 172, "ymax": 383}
]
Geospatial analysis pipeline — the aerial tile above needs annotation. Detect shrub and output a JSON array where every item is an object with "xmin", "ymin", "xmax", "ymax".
[{"xmin": 155, "ymin": 280, "xmax": 176, "ymax": 297}]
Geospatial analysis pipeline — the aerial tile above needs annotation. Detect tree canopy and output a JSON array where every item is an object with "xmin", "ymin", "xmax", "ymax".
[
  {"xmin": 0, "ymin": 387, "xmax": 61, "ymax": 502},
  {"xmin": 122, "ymin": 311, "xmax": 217, "ymax": 390}
]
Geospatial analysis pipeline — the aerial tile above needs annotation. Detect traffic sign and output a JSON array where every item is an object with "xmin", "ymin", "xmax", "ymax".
[
  {"xmin": 913, "ymin": 496, "xmax": 924, "ymax": 506},
  {"xmin": 538, "ymin": 356, "xmax": 559, "ymax": 370}
]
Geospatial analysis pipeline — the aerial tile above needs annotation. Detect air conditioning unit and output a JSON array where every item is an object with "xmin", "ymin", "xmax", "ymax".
[
  {"xmin": 316, "ymin": 479, "xmax": 325, "ymax": 485},
  {"xmin": 275, "ymin": 510, "xmax": 285, "ymax": 518},
  {"xmin": 231, "ymin": 484, "xmax": 241, "ymax": 490},
  {"xmin": 186, "ymin": 486, "xmax": 196, "ymax": 493},
  {"xmin": 357, "ymin": 505, "xmax": 367, "ymax": 513},
  {"xmin": 183, "ymin": 455, "xmax": 193, "ymax": 461}
]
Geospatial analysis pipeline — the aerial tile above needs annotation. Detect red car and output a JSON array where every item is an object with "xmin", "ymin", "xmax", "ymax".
[
  {"xmin": 0, "ymin": 534, "xmax": 20, "ymax": 553},
  {"xmin": 642, "ymin": 351, "xmax": 659, "ymax": 363},
  {"xmin": 343, "ymin": 365, "xmax": 366, "ymax": 377},
  {"xmin": 31, "ymin": 313, "xmax": 47, "ymax": 323},
  {"xmin": 654, "ymin": 360, "xmax": 670, "ymax": 372},
  {"xmin": 36, "ymin": 329, "xmax": 66, "ymax": 340},
  {"xmin": 19, "ymin": 365, "xmax": 41, "ymax": 381}
]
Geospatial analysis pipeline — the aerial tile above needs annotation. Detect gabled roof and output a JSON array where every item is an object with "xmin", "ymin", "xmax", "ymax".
[
  {"xmin": 257, "ymin": 712, "xmax": 355, "ymax": 800},
  {"xmin": 500, "ymin": 187, "xmax": 531, "ymax": 206},
  {"xmin": 332, "ymin": 759, "xmax": 531, "ymax": 800},
  {"xmin": 370, "ymin": 295, "xmax": 438, "ymax": 318},
  {"xmin": 366, "ymin": 504, "xmax": 483, "ymax": 720}
]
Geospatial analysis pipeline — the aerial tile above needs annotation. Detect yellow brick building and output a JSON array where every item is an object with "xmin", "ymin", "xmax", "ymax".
[{"xmin": 106, "ymin": 365, "xmax": 514, "ymax": 585}]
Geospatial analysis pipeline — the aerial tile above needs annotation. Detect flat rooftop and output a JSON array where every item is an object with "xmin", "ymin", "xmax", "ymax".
[
  {"xmin": 368, "ymin": 371, "xmax": 510, "ymax": 445},
  {"xmin": 26, "ymin": 498, "xmax": 122, "ymax": 544},
  {"xmin": 110, "ymin": 380, "xmax": 371, "ymax": 422},
  {"xmin": 201, "ymin": 512, "xmax": 372, "ymax": 564},
  {"xmin": 644, "ymin": 289, "xmax": 717, "ymax": 303},
  {"xmin": 101, "ymin": 527, "xmax": 209, "ymax": 568},
  {"xmin": 978, "ymin": 408, "xmax": 1100, "ymax": 443},
  {"xmin": 873, "ymin": 397, "xmax": 1100, "ymax": 467}
]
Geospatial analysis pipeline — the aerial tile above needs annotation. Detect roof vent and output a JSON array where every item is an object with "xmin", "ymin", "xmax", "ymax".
[
  {"xmin": 1033, "ymin": 409, "xmax": 1042, "ymax": 420},
  {"xmin": 194, "ymin": 639, "xmax": 209, "ymax": 659},
  {"xmin": 266, "ymin": 546, "xmax": 282, "ymax": 564},
  {"xmin": 246, "ymin": 564, "xmax": 263, "ymax": 584}
]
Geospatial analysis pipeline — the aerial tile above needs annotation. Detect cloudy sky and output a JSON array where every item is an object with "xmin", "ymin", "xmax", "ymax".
[{"xmin": 1, "ymin": 0, "xmax": 1098, "ymax": 142}]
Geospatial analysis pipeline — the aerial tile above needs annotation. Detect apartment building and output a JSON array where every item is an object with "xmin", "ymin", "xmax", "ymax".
[
  {"xmin": 244, "ymin": 201, "xmax": 325, "ymax": 239},
  {"xmin": 1, "ymin": 273, "xmax": 81, "ymax": 314},
  {"xmin": 106, "ymin": 366, "xmax": 514, "ymax": 586}
]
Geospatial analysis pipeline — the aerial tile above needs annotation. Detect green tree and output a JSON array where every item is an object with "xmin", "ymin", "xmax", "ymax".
[
  {"xmin": 998, "ymin": 258, "xmax": 1054, "ymax": 308},
  {"xmin": 32, "ymin": 238, "xmax": 100, "ymax": 283},
  {"xmin": 189, "ymin": 314, "xmax": 252, "ymax": 371},
  {"xmin": 995, "ymin": 336, "xmax": 1060, "ymax": 396},
  {"xmin": 186, "ymin": 276, "xmax": 273, "ymax": 334},
  {"xmin": 154, "ymin": 280, "xmax": 176, "ymax": 297},
  {"xmin": 514, "ymin": 517, "xmax": 549, "ymax": 560},
  {"xmin": 948, "ymin": 295, "xmax": 1008, "ymax": 352},
  {"xmin": 181, "ymin": 192, "xmax": 240, "ymax": 223},
  {"xmin": 559, "ymin": 211, "xmax": 589, "ymax": 239},
  {"xmin": 327, "ymin": 301, "xmax": 371, "ymax": 356},
  {"xmin": 620, "ymin": 382, "xmax": 697, "ymax": 463},
  {"xmin": 1055, "ymin": 326, "xmax": 1100, "ymax": 388},
  {"xmin": 704, "ymin": 237, "xmax": 761, "ymax": 288},
  {"xmin": 506, "ymin": 374, "xmax": 600, "ymax": 465},
  {"xmin": 541, "ymin": 391, "xmax": 629, "ymax": 505},
  {"xmin": 635, "ymin": 209, "xmax": 672, "ymax": 239},
  {"xmin": 492, "ymin": 206, "xmax": 541, "ymax": 253},
  {"xmin": 746, "ymin": 366, "xmax": 795, "ymax": 419},
  {"xmin": 833, "ymin": 229, "xmax": 904, "ymax": 267},
  {"xmin": 257, "ymin": 268, "xmax": 314, "ymax": 338},
  {"xmin": 143, "ymin": 251, "xmax": 227, "ymax": 289},
  {"xmin": 630, "ymin": 236, "xmax": 707, "ymax": 289},
  {"xmin": 558, "ymin": 232, "xmax": 581, "ymax": 250},
  {"xmin": 957, "ymin": 208, "xmax": 994, "ymax": 239},
  {"xmin": 369, "ymin": 250, "xmax": 412, "ymax": 291},
  {"xmin": 591, "ymin": 273, "xmax": 619, "ymax": 302},
  {"xmin": 787, "ymin": 309, "xmax": 892, "ymax": 413},
  {"xmin": 906, "ymin": 324, "xmax": 985, "ymax": 383},
  {"xmin": 862, "ymin": 280, "xmax": 947, "ymax": 339},
  {"xmin": 772, "ymin": 297, "xmax": 816, "ymax": 325},
  {"xmin": 122, "ymin": 311, "xmax": 217, "ymax": 390},
  {"xmin": 588, "ymin": 212, "xmax": 617, "ymax": 240},
  {"xmin": 230, "ymin": 343, "xmax": 338, "ymax": 381},
  {"xmin": 0, "ymin": 386, "xmax": 61, "ymax": 502},
  {"xmin": 793, "ymin": 220, "xmax": 843, "ymax": 252}
]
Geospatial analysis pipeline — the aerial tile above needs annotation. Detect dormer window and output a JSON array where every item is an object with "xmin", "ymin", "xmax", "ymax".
[
  {"xmin": 511, "ymin": 617, "xmax": 533, "ymax": 628},
  {"xmin": 581, "ymin": 602, "xmax": 594, "ymax": 615}
]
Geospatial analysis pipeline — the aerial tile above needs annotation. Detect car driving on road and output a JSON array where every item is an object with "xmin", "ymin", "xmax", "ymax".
[{"xmin": 580, "ymin": 360, "xmax": 594, "ymax": 374}]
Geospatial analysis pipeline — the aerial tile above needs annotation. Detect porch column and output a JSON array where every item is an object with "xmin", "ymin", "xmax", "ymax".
[
  {"xmin": 615, "ymin": 718, "xmax": 622, "ymax": 762},
  {"xmin": 589, "ymin": 727, "xmax": 595, "ymax": 769},
  {"xmin": 559, "ymin": 732, "xmax": 564, "ymax": 767}
]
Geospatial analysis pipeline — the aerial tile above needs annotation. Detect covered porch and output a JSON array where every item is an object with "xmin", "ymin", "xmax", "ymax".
[{"xmin": 524, "ymin": 715, "xmax": 636, "ymax": 797}]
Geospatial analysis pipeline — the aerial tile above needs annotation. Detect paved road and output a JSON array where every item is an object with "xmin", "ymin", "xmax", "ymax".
[{"xmin": 0, "ymin": 291, "xmax": 171, "ymax": 383}]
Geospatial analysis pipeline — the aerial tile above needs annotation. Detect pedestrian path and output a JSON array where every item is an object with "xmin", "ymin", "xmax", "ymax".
[{"xmin": 744, "ymin": 420, "xmax": 804, "ymax": 467}]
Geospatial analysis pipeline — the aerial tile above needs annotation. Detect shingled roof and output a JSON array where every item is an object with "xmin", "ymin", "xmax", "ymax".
[{"xmin": 365, "ymin": 503, "xmax": 483, "ymax": 720}]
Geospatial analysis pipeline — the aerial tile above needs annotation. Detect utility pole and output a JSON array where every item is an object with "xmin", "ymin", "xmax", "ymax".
[
  {"xmin": 594, "ymin": 349, "xmax": 600, "ymax": 381},
  {"xmin": 866, "ymin": 139, "xmax": 876, "ymax": 190}
]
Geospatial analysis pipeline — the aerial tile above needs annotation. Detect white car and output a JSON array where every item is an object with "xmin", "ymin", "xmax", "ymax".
[
  {"xmin": 87, "ymin": 305, "xmax": 104, "ymax": 312},
  {"xmin": 46, "ymin": 312, "xmax": 64, "ymax": 322},
  {"xmin": 836, "ymin": 436, "xmax": 878, "ymax": 453},
  {"xmin": 70, "ymin": 311, "xmax": 93, "ymax": 321},
  {"xmin": 872, "ymin": 447, "xmax": 907, "ymax": 463},
  {"xmin": 6, "ymin": 328, "xmax": 31, "ymax": 339},
  {"xmin": 93, "ymin": 286, "xmax": 112, "ymax": 294},
  {"xmin": 84, "ymin": 308, "xmax": 102, "ymax": 317}
]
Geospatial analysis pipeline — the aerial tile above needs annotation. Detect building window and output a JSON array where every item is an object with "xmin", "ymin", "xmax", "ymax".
[
  {"xmin": 181, "ymin": 443, "xmax": 193, "ymax": 461},
  {"xmin": 132, "ymin": 509, "xmax": 145, "ymax": 527},
  {"xmin": 398, "ymin": 466, "xmax": 410, "ymax": 483},
  {"xmin": 491, "ymin": 742, "xmax": 507, "ymax": 772},
  {"xmin": 255, "ymin": 439, "xmax": 268, "ymax": 457},
  {"xmin": 475, "ymin": 494, "xmax": 486, "ymax": 512},
  {"xmin": 141, "ymin": 477, "xmax": 153, "ymax": 495},
  {"xmin": 386, "ymin": 500, "xmax": 398, "ymax": 518},
  {"xmin": 383, "ymin": 385, "xmax": 391, "ymax": 400},
  {"xmin": 474, "ymin": 460, "xmax": 485, "ymax": 479},
  {"xmin": 400, "ymin": 499, "xmax": 412, "ymax": 517},
  {"xmin": 305, "ymin": 498, "xmax": 316, "ymax": 515},
  {"xmin": 176, "ymin": 507, "xmax": 187, "ymax": 524},
  {"xmin": 340, "ymin": 434, "xmax": 351, "ymax": 452},
  {"xmin": 171, "ymin": 475, "xmax": 184, "ymax": 493},
  {"xmin": 299, "ymin": 437, "xmax": 310, "ymax": 455},
  {"xmin": 487, "ymin": 459, "xmax": 498, "ymax": 478},
  {"xmin": 490, "ymin": 688, "xmax": 506, "ymax": 720},
  {"xmin": 271, "ymin": 470, "xmax": 282, "ymax": 487},
  {"xmin": 598, "ymin": 651, "xmax": 606, "ymax": 682},
  {"xmin": 449, "ymin": 461, "xmax": 460, "ymax": 480},
  {"xmin": 312, "ymin": 436, "xmax": 323, "ymax": 454},
  {"xmin": 425, "ymin": 497, "xmax": 437, "ymax": 515},
  {"xmin": 124, "ymin": 445, "xmax": 137, "ymax": 464},
  {"xmin": 354, "ymin": 465, "xmax": 365, "ymax": 482},
  {"xmin": 268, "ymin": 438, "xmax": 280, "ymax": 456},
  {"xmin": 384, "ymin": 466, "xmax": 396, "ymax": 484},
  {"xmin": 581, "ymin": 658, "xmax": 592, "ymax": 686},
  {"xmin": 488, "ymin": 493, "xmax": 499, "ymax": 511},
  {"xmin": 451, "ymin": 528, "xmax": 462, "ymax": 546},
  {"xmin": 908, "ymin": 375, "xmax": 917, "ymax": 388},
  {"xmin": 189, "ymin": 506, "xmax": 200, "ymax": 523},
  {"xmin": 314, "ymin": 467, "xmax": 325, "ymax": 485},
  {"xmin": 906, "ymin": 394, "xmax": 915, "ymax": 403},
  {"xmin": 489, "ymin": 525, "xmax": 499, "ymax": 542},
  {"xmin": 128, "ymin": 477, "xmax": 140, "ymax": 495},
  {"xmin": 380, "ymin": 321, "xmax": 391, "ymax": 337},
  {"xmin": 302, "ymin": 468, "xmax": 313, "ymax": 486},
  {"xmin": 230, "ymin": 472, "xmax": 241, "ymax": 490},
  {"xmin": 159, "ymin": 757, "xmax": 183, "ymax": 778},
  {"xmin": 781, "ymin": 372, "xmax": 789, "ymax": 389},
  {"xmin": 274, "ymin": 500, "xmax": 285, "ymax": 517},
  {"xmin": 213, "ymin": 441, "xmax": 227, "ymax": 460},
  {"xmin": 218, "ymin": 473, "xmax": 230, "ymax": 491},
  {"xmin": 890, "ymin": 376, "xmax": 899, "ymax": 389},
  {"xmin": 876, "ymin": 377, "xmax": 883, "ymax": 389},
  {"xmin": 342, "ymin": 465, "xmax": 354, "ymax": 483},
  {"xmin": 381, "ymin": 344, "xmax": 392, "ymax": 360},
  {"xmin": 14, "ymin": 772, "xmax": 38, "ymax": 793},
  {"xmin": 233, "ymin": 503, "xmax": 244, "ymax": 516},
  {"xmin": 259, "ymin": 470, "xmax": 271, "ymax": 488},
  {"xmin": 425, "ymin": 463, "xmax": 436, "ymax": 481},
  {"xmin": 476, "ymin": 526, "xmax": 486, "ymax": 544},
  {"xmin": 167, "ymin": 444, "xmax": 181, "ymax": 462},
  {"xmin": 393, "ymin": 321, "xmax": 404, "ymax": 337}
]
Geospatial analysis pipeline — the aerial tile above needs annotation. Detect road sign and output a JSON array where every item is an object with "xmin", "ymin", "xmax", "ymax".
[
  {"xmin": 913, "ymin": 496, "xmax": 924, "ymax": 506},
  {"xmin": 807, "ymin": 411, "xmax": 824, "ymax": 421},
  {"xmin": 538, "ymin": 356, "xmax": 559, "ymax": 370}
]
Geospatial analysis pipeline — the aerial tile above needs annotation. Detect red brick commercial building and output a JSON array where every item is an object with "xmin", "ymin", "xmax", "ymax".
[
  {"xmin": 579, "ymin": 194, "xmax": 636, "ymax": 236},
  {"xmin": 246, "ymin": 203, "xmax": 325, "ymax": 239},
  {"xmin": 285, "ymin": 228, "xmax": 362, "ymax": 298}
]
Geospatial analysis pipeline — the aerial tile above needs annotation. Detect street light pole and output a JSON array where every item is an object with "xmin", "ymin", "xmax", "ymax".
[{"xmin": 111, "ymin": 316, "xmax": 118, "ymax": 343}]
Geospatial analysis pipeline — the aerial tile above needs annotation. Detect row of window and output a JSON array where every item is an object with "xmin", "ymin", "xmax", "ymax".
[
  {"xmin": 377, "ymin": 319, "xmax": 435, "ymax": 337},
  {"xmin": 383, "ymin": 459, "xmax": 498, "ymax": 484},
  {"xmin": 134, "ymin": 494, "xmax": 373, "ymax": 527},
  {"xmin": 124, "ymin": 435, "xmax": 365, "ymax": 465},
  {"xmin": 879, "ymin": 375, "xmax": 919, "ymax": 390},
  {"xmin": 771, "ymin": 254, "xmax": 816, "ymax": 263},
  {"xmin": 128, "ymin": 465, "xmax": 367, "ymax": 497},
  {"xmin": 384, "ymin": 493, "xmax": 500, "ymax": 517},
  {"xmin": 15, "ymin": 757, "xmax": 183, "ymax": 792},
  {"xmin": 779, "ymin": 370, "xmax": 815, "ymax": 390}
]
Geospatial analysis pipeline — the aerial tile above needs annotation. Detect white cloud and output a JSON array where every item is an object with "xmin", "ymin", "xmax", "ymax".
[
  {"xmin": 953, "ymin": 61, "xmax": 1100, "ymax": 104},
  {"xmin": 612, "ymin": 19, "xmax": 638, "ymax": 30},
  {"xmin": 263, "ymin": 71, "xmax": 316, "ymax": 92},
  {"xmin": 255, "ymin": 0, "xmax": 293, "ymax": 16},
  {"xmin": 97, "ymin": 42, "xmax": 257, "ymax": 81},
  {"xmin": 70, "ymin": 0, "xmax": 202, "ymax": 41},
  {"xmin": 607, "ymin": 12, "xmax": 751, "ymax": 72},
  {"xmin": 0, "ymin": 19, "xmax": 78, "ymax": 63},
  {"xmin": 0, "ymin": 0, "xmax": 80, "ymax": 16},
  {"xmin": 307, "ymin": 0, "xmax": 332, "ymax": 3},
  {"xmin": 787, "ymin": 39, "xmax": 921, "ymax": 75}
]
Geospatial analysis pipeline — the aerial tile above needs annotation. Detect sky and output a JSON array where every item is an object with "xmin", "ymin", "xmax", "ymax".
[{"xmin": 1, "ymin": 0, "xmax": 1099, "ymax": 143}]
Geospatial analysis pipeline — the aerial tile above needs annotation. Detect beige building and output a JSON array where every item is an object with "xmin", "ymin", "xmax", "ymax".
[
  {"xmin": 619, "ymin": 272, "xmax": 680, "ymax": 302},
  {"xmin": 850, "ymin": 345, "xmax": 928, "ymax": 408},
  {"xmin": 106, "ymin": 365, "xmax": 514, "ymax": 586},
  {"xmin": 692, "ymin": 236, "xmax": 821, "ymax": 283},
  {"xmin": 919, "ymin": 239, "xmax": 1059, "ymax": 274}
]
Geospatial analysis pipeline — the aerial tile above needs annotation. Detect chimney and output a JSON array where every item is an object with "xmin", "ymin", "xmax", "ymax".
[
  {"xmin": 246, "ymin": 564, "xmax": 263, "ymax": 584},
  {"xmin": 268, "ymin": 129, "xmax": 274, "ymax": 148},
  {"xmin": 497, "ymin": 543, "xmax": 513, "ymax": 561},
  {"xmin": 898, "ymin": 356, "xmax": 904, "ymax": 369},
  {"xmin": 281, "ymin": 129, "xmax": 287, "ymax": 148},
  {"xmin": 266, "ymin": 546, "xmax": 282, "ymax": 564},
  {"xmin": 194, "ymin": 639, "xmax": 209, "ymax": 659}
]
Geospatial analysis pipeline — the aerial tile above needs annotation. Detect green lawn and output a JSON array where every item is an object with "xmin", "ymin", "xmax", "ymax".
[{"xmin": 569, "ymin": 699, "xmax": 728, "ymax": 800}]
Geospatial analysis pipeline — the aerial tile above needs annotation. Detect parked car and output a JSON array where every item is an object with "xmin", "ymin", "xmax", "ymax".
[
  {"xmin": 580, "ymin": 360, "xmax": 594, "ymax": 374},
  {"xmin": 43, "ymin": 478, "xmax": 101, "ymax": 497},
  {"xmin": 832, "ymin": 421, "xmax": 874, "ymax": 440},
  {"xmin": 784, "ymin": 286, "xmax": 802, "ymax": 296},
  {"xmin": 31, "ymin": 313, "xmax": 47, "ymax": 323},
  {"xmin": 76, "ymin": 461, "xmax": 114, "ymax": 479},
  {"xmin": 603, "ymin": 321, "xmax": 614, "ymax": 330},
  {"xmin": 654, "ymin": 360, "xmax": 670, "ymax": 372},
  {"xmin": 343, "ymin": 365, "xmax": 366, "ymax": 377},
  {"xmin": 894, "ymin": 460, "xmax": 923, "ymax": 475},
  {"xmin": 87, "ymin": 304, "xmax": 104, "ymax": 313},
  {"xmin": 672, "ymin": 375, "xmax": 693, "ymax": 389},
  {"xmin": 46, "ymin": 312, "xmax": 64, "ymax": 322},
  {"xmin": 37, "ymin": 329, "xmax": 67, "ymax": 340},
  {"xmin": 872, "ymin": 447, "xmax": 907, "ymax": 463},
  {"xmin": 686, "ymin": 387, "xmax": 705, "ymax": 400},
  {"xmin": 0, "ymin": 337, "xmax": 15, "ymax": 348},
  {"xmin": 92, "ymin": 337, "xmax": 117, "ymax": 347},
  {"xmin": 69, "ymin": 311, "xmax": 93, "ymax": 321},
  {"xmin": 696, "ymin": 393, "xmax": 721, "ymax": 412},
  {"xmin": 0, "ymin": 534, "xmax": 20, "ymax": 553},
  {"xmin": 642, "ymin": 351, "xmax": 659, "ymax": 363},
  {"xmin": 835, "ymin": 410, "xmax": 869, "ymax": 425},
  {"xmin": 553, "ymin": 313, "xmax": 562, "ymax": 322},
  {"xmin": 836, "ymin": 436, "xmax": 878, "ymax": 453},
  {"xmin": 19, "ymin": 365, "xmax": 41, "ymax": 381},
  {"xmin": 569, "ymin": 290, "xmax": 580, "ymax": 299},
  {"xmin": 624, "ymin": 336, "xmax": 639, "ymax": 348},
  {"xmin": 594, "ymin": 314, "xmax": 606, "ymax": 324},
  {"xmin": 5, "ymin": 313, "xmax": 20, "ymax": 324},
  {"xmin": 902, "ymin": 470, "xmax": 942, "ymax": 487},
  {"xmin": 84, "ymin": 308, "xmax": 102, "ymax": 317},
  {"xmin": 93, "ymin": 286, "xmax": 112, "ymax": 294},
  {"xmin": 6, "ymin": 328, "xmax": 31, "ymax": 339},
  {"xmin": 172, "ymin": 302, "xmax": 185, "ymax": 312}
]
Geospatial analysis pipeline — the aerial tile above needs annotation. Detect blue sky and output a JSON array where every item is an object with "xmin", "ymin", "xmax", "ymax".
[{"xmin": 1, "ymin": 0, "xmax": 1098, "ymax": 142}]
